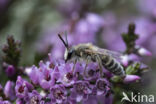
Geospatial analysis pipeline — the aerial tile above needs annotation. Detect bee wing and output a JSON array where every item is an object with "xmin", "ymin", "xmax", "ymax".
[
  {"xmin": 84, "ymin": 47, "xmax": 123, "ymax": 62},
  {"xmin": 97, "ymin": 48, "xmax": 123, "ymax": 61}
]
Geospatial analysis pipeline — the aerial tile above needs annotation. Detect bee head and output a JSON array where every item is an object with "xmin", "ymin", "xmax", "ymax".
[
  {"xmin": 58, "ymin": 32, "xmax": 74, "ymax": 62},
  {"xmin": 64, "ymin": 47, "xmax": 75, "ymax": 62}
]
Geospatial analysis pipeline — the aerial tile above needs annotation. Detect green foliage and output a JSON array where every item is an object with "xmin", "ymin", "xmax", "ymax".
[
  {"xmin": 2, "ymin": 35, "xmax": 21, "ymax": 67},
  {"xmin": 122, "ymin": 23, "xmax": 139, "ymax": 54}
]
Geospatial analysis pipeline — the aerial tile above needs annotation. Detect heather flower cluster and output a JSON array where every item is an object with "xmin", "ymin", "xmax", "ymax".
[
  {"xmin": 0, "ymin": 55, "xmax": 113, "ymax": 103},
  {"xmin": 23, "ymin": 54, "xmax": 112, "ymax": 104}
]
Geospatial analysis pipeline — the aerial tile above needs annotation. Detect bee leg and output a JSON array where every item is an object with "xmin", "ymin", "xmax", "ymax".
[
  {"xmin": 95, "ymin": 55, "xmax": 103, "ymax": 77},
  {"xmin": 72, "ymin": 58, "xmax": 78, "ymax": 72},
  {"xmin": 84, "ymin": 56, "xmax": 91, "ymax": 77}
]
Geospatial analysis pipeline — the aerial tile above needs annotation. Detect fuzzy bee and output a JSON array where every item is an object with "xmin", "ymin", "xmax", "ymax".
[{"xmin": 58, "ymin": 33, "xmax": 126, "ymax": 77}]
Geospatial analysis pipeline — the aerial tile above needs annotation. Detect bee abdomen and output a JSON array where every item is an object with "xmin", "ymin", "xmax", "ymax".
[
  {"xmin": 102, "ymin": 56, "xmax": 125, "ymax": 76},
  {"xmin": 112, "ymin": 62, "xmax": 125, "ymax": 76}
]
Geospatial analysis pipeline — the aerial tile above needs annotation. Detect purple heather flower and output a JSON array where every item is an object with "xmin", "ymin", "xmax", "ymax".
[
  {"xmin": 136, "ymin": 46, "xmax": 152, "ymax": 56},
  {"xmin": 63, "ymin": 97, "xmax": 77, "ymax": 104},
  {"xmin": 86, "ymin": 13, "xmax": 104, "ymax": 32},
  {"xmin": 16, "ymin": 99, "xmax": 25, "ymax": 104},
  {"xmin": 137, "ymin": 0, "xmax": 156, "ymax": 17},
  {"xmin": 37, "ymin": 30, "xmax": 66, "ymax": 59},
  {"xmin": 121, "ymin": 55, "xmax": 130, "ymax": 66},
  {"xmin": 104, "ymin": 94, "xmax": 114, "ymax": 104},
  {"xmin": 83, "ymin": 94, "xmax": 113, "ymax": 104},
  {"xmin": 28, "ymin": 65, "xmax": 41, "ymax": 85},
  {"xmin": 29, "ymin": 60, "xmax": 61, "ymax": 90},
  {"xmin": 24, "ymin": 81, "xmax": 34, "ymax": 91},
  {"xmin": 51, "ymin": 66, "xmax": 61, "ymax": 82},
  {"xmin": 5, "ymin": 65, "xmax": 16, "ymax": 77},
  {"xmin": 38, "ymin": 61, "xmax": 54, "ymax": 90},
  {"xmin": 83, "ymin": 62, "xmax": 100, "ymax": 80},
  {"xmin": 102, "ymin": 12, "xmax": 117, "ymax": 27},
  {"xmin": 123, "ymin": 75, "xmax": 141, "ymax": 83},
  {"xmin": 102, "ymin": 27, "xmax": 126, "ymax": 52},
  {"xmin": 4, "ymin": 81, "xmax": 15, "ymax": 100},
  {"xmin": 29, "ymin": 60, "xmax": 59, "ymax": 89},
  {"xmin": 134, "ymin": 18, "xmax": 155, "ymax": 45},
  {"xmin": 121, "ymin": 54, "xmax": 139, "ymax": 66},
  {"xmin": 48, "ymin": 53, "xmax": 64, "ymax": 68},
  {"xmin": 27, "ymin": 90, "xmax": 42, "ymax": 104},
  {"xmin": 1, "ymin": 100, "xmax": 11, "ymax": 104},
  {"xmin": 0, "ymin": 100, "xmax": 2, "ymax": 104},
  {"xmin": 39, "ymin": 90, "xmax": 46, "ymax": 98},
  {"xmin": 50, "ymin": 85, "xmax": 67, "ymax": 104},
  {"xmin": 48, "ymin": 55, "xmax": 65, "ymax": 69},
  {"xmin": 74, "ymin": 62, "xmax": 84, "ymax": 74},
  {"xmin": 72, "ymin": 62, "xmax": 86, "ymax": 81},
  {"xmin": 39, "ymin": 100, "xmax": 45, "ymax": 104},
  {"xmin": 70, "ymin": 81, "xmax": 91, "ymax": 102},
  {"xmin": 41, "ymin": 31, "xmax": 71, "ymax": 59},
  {"xmin": 39, "ymin": 60, "xmax": 52, "ymax": 70},
  {"xmin": 15, "ymin": 76, "xmax": 28, "ymax": 98},
  {"xmin": 57, "ymin": 63, "xmax": 75, "ymax": 86},
  {"xmin": 73, "ymin": 13, "xmax": 104, "ymax": 40},
  {"xmin": 82, "ymin": 95, "xmax": 98, "ymax": 104},
  {"xmin": 15, "ymin": 76, "xmax": 33, "ymax": 98},
  {"xmin": 95, "ymin": 78, "xmax": 110, "ymax": 96},
  {"xmin": 73, "ymin": 14, "xmax": 102, "ymax": 44},
  {"xmin": 97, "ymin": 94, "xmax": 114, "ymax": 104}
]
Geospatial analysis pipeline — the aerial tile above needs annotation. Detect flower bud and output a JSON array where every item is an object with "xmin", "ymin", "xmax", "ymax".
[
  {"xmin": 0, "ymin": 84, "xmax": 3, "ymax": 93},
  {"xmin": 138, "ymin": 47, "xmax": 152, "ymax": 56},
  {"xmin": 121, "ymin": 54, "xmax": 138, "ymax": 66},
  {"xmin": 123, "ymin": 75, "xmax": 140, "ymax": 83},
  {"xmin": 4, "ymin": 81, "xmax": 15, "ymax": 100},
  {"xmin": 5, "ymin": 65, "xmax": 16, "ymax": 77}
]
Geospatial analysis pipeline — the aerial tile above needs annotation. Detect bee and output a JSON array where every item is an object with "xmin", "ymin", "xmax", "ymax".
[{"xmin": 58, "ymin": 33, "xmax": 126, "ymax": 77}]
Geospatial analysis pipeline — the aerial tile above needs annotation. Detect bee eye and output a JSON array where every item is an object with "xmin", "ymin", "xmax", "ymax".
[{"xmin": 67, "ymin": 52, "xmax": 72, "ymax": 59}]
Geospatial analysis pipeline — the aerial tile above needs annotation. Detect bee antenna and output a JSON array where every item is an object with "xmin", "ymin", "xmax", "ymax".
[
  {"xmin": 65, "ymin": 31, "xmax": 68, "ymax": 47},
  {"xmin": 58, "ymin": 33, "xmax": 68, "ymax": 48}
]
